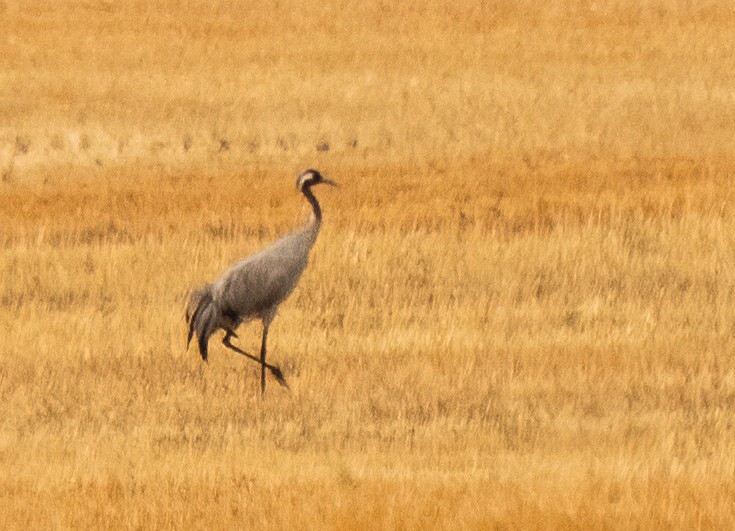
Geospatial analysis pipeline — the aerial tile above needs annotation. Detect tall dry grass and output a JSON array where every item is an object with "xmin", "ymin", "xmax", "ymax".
[{"xmin": 2, "ymin": 1, "xmax": 735, "ymax": 528}]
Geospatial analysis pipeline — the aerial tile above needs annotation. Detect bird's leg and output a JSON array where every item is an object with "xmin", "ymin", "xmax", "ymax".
[
  {"xmin": 221, "ymin": 330, "xmax": 288, "ymax": 389},
  {"xmin": 260, "ymin": 324, "xmax": 269, "ymax": 396}
]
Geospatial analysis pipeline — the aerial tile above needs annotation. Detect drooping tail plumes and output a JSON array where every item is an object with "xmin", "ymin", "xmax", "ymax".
[{"xmin": 186, "ymin": 284, "xmax": 217, "ymax": 361}]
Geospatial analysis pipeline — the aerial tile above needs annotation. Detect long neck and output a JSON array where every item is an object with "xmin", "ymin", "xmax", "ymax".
[{"xmin": 301, "ymin": 185, "xmax": 322, "ymax": 241}]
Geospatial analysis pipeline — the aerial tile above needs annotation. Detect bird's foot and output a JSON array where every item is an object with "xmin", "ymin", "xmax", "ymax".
[{"xmin": 269, "ymin": 366, "xmax": 289, "ymax": 389}]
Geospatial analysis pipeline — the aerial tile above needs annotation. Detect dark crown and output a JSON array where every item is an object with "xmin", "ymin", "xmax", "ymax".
[{"xmin": 296, "ymin": 169, "xmax": 323, "ymax": 190}]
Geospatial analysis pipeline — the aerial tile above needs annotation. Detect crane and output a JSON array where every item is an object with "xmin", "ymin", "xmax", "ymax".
[{"xmin": 186, "ymin": 169, "xmax": 337, "ymax": 395}]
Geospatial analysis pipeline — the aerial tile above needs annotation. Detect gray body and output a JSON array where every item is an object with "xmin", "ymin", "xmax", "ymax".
[
  {"xmin": 213, "ymin": 221, "xmax": 318, "ymax": 326},
  {"xmin": 186, "ymin": 169, "xmax": 335, "ymax": 394}
]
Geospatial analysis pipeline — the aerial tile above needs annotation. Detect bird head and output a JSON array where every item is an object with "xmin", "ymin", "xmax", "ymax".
[{"xmin": 296, "ymin": 169, "xmax": 338, "ymax": 191}]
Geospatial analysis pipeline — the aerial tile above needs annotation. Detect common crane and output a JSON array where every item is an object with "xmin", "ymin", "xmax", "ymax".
[{"xmin": 186, "ymin": 169, "xmax": 337, "ymax": 395}]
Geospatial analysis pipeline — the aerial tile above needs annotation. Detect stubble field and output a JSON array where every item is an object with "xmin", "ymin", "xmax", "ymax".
[{"xmin": 2, "ymin": 1, "xmax": 735, "ymax": 528}]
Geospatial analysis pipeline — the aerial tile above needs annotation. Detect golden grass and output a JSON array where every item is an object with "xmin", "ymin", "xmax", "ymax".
[{"xmin": 2, "ymin": 1, "xmax": 735, "ymax": 528}]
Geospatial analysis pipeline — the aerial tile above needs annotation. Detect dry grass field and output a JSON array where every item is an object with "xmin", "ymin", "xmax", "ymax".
[{"xmin": 2, "ymin": 1, "xmax": 735, "ymax": 528}]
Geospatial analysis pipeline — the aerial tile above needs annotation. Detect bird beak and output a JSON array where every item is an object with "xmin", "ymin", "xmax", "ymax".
[{"xmin": 322, "ymin": 179, "xmax": 339, "ymax": 188}]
